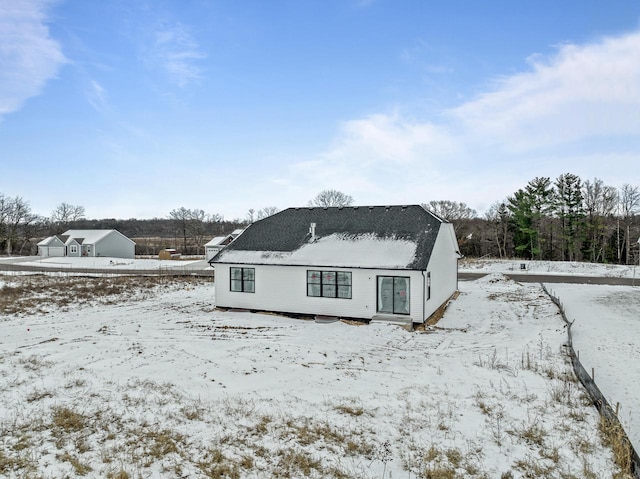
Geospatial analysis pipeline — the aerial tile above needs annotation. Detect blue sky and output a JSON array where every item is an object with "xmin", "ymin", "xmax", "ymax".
[{"xmin": 1, "ymin": 0, "xmax": 639, "ymax": 220}]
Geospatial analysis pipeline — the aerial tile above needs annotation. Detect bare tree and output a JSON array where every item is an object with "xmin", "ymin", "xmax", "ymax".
[
  {"xmin": 1, "ymin": 196, "xmax": 33, "ymax": 254},
  {"xmin": 0, "ymin": 194, "xmax": 11, "ymax": 252},
  {"xmin": 169, "ymin": 207, "xmax": 191, "ymax": 253},
  {"xmin": 187, "ymin": 209, "xmax": 208, "ymax": 255},
  {"xmin": 308, "ymin": 190, "xmax": 354, "ymax": 207},
  {"xmin": 422, "ymin": 200, "xmax": 477, "ymax": 222},
  {"xmin": 583, "ymin": 178, "xmax": 618, "ymax": 262},
  {"xmin": 257, "ymin": 206, "xmax": 279, "ymax": 220},
  {"xmin": 169, "ymin": 208, "xmax": 224, "ymax": 254},
  {"xmin": 619, "ymin": 184, "xmax": 640, "ymax": 264},
  {"xmin": 485, "ymin": 202, "xmax": 511, "ymax": 259},
  {"xmin": 51, "ymin": 202, "xmax": 86, "ymax": 233},
  {"xmin": 208, "ymin": 213, "xmax": 224, "ymax": 223}
]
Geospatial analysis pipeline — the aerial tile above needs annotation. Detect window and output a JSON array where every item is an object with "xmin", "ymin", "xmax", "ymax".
[
  {"xmin": 427, "ymin": 272, "xmax": 431, "ymax": 300},
  {"xmin": 307, "ymin": 270, "xmax": 351, "ymax": 299},
  {"xmin": 377, "ymin": 276, "xmax": 410, "ymax": 315},
  {"xmin": 230, "ymin": 267, "xmax": 255, "ymax": 293},
  {"xmin": 70, "ymin": 245, "xmax": 78, "ymax": 254}
]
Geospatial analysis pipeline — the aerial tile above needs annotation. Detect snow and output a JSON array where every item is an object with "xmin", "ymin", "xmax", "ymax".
[
  {"xmin": 545, "ymin": 283, "xmax": 640, "ymax": 453},
  {"xmin": 0, "ymin": 274, "xmax": 627, "ymax": 478},
  {"xmin": 461, "ymin": 258, "xmax": 637, "ymax": 278},
  {"xmin": 16, "ymin": 256, "xmax": 208, "ymax": 270},
  {"xmin": 218, "ymin": 233, "xmax": 418, "ymax": 268}
]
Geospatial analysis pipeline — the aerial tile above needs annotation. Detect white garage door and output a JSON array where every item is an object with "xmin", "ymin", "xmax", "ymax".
[{"xmin": 48, "ymin": 247, "xmax": 65, "ymax": 257}]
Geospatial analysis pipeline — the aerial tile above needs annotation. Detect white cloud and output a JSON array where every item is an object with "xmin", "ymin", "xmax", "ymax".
[
  {"xmin": 144, "ymin": 21, "xmax": 205, "ymax": 87},
  {"xmin": 269, "ymin": 113, "xmax": 458, "ymax": 207},
  {"xmin": 86, "ymin": 79, "xmax": 108, "ymax": 113},
  {"xmin": 451, "ymin": 31, "xmax": 640, "ymax": 151},
  {"xmin": 276, "ymin": 30, "xmax": 640, "ymax": 211},
  {"xmin": 0, "ymin": 0, "xmax": 66, "ymax": 120}
]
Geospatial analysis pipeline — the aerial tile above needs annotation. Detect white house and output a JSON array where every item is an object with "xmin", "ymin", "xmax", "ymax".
[
  {"xmin": 204, "ymin": 228, "xmax": 247, "ymax": 261},
  {"xmin": 205, "ymin": 235, "xmax": 234, "ymax": 261},
  {"xmin": 209, "ymin": 205, "xmax": 460, "ymax": 324},
  {"xmin": 38, "ymin": 230, "xmax": 135, "ymax": 259},
  {"xmin": 37, "ymin": 236, "xmax": 66, "ymax": 257}
]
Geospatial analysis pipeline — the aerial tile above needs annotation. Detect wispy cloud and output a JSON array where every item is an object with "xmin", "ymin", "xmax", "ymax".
[
  {"xmin": 451, "ymin": 31, "xmax": 640, "ymax": 152},
  {"xmin": 142, "ymin": 20, "xmax": 205, "ymax": 88},
  {"xmin": 86, "ymin": 79, "xmax": 109, "ymax": 113},
  {"xmin": 278, "ymin": 30, "xmax": 640, "ymax": 210},
  {"xmin": 0, "ymin": 0, "xmax": 66, "ymax": 120}
]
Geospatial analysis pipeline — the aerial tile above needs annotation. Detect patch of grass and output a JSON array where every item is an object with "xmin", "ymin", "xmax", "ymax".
[
  {"xmin": 52, "ymin": 406, "xmax": 87, "ymax": 433},
  {"xmin": 197, "ymin": 448, "xmax": 240, "ymax": 479},
  {"xmin": 513, "ymin": 455, "xmax": 553, "ymax": 478},
  {"xmin": 284, "ymin": 418, "xmax": 345, "ymax": 447},
  {"xmin": 26, "ymin": 388, "xmax": 54, "ymax": 402},
  {"xmin": 0, "ymin": 275, "xmax": 207, "ymax": 316},
  {"xmin": 0, "ymin": 449, "xmax": 37, "ymax": 476},
  {"xmin": 407, "ymin": 444, "xmax": 482, "ymax": 479},
  {"xmin": 334, "ymin": 404, "xmax": 365, "ymax": 416},
  {"xmin": 274, "ymin": 448, "xmax": 324, "ymax": 478},
  {"xmin": 106, "ymin": 470, "xmax": 131, "ymax": 479},
  {"xmin": 599, "ymin": 415, "xmax": 633, "ymax": 475},
  {"xmin": 147, "ymin": 428, "xmax": 184, "ymax": 459},
  {"xmin": 511, "ymin": 419, "xmax": 546, "ymax": 447},
  {"xmin": 248, "ymin": 415, "xmax": 272, "ymax": 435},
  {"xmin": 18, "ymin": 354, "xmax": 53, "ymax": 371},
  {"xmin": 56, "ymin": 451, "xmax": 93, "ymax": 476},
  {"xmin": 181, "ymin": 402, "xmax": 205, "ymax": 421}
]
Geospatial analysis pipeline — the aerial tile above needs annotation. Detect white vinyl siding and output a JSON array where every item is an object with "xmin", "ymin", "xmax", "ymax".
[
  {"xmin": 423, "ymin": 223, "xmax": 459, "ymax": 320},
  {"xmin": 92, "ymin": 231, "xmax": 135, "ymax": 258},
  {"xmin": 215, "ymin": 264, "xmax": 423, "ymax": 322}
]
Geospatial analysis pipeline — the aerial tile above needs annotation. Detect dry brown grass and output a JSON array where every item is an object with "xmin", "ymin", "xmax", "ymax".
[
  {"xmin": 334, "ymin": 404, "xmax": 365, "ymax": 417},
  {"xmin": 598, "ymin": 415, "xmax": 635, "ymax": 478},
  {"xmin": 52, "ymin": 406, "xmax": 87, "ymax": 433},
  {"xmin": 56, "ymin": 451, "xmax": 93, "ymax": 475},
  {"xmin": 0, "ymin": 275, "xmax": 207, "ymax": 315}
]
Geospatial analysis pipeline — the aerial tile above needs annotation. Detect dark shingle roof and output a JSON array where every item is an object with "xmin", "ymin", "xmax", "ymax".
[{"xmin": 212, "ymin": 205, "xmax": 446, "ymax": 270}]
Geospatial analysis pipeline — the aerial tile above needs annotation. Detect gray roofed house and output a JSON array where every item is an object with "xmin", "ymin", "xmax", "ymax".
[
  {"xmin": 210, "ymin": 205, "xmax": 460, "ymax": 325},
  {"xmin": 37, "ymin": 236, "xmax": 66, "ymax": 257},
  {"xmin": 37, "ymin": 230, "xmax": 135, "ymax": 259}
]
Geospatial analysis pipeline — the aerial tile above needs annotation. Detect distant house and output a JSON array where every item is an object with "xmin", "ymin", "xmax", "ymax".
[
  {"xmin": 204, "ymin": 228, "xmax": 246, "ymax": 261},
  {"xmin": 205, "ymin": 235, "xmax": 234, "ymax": 261},
  {"xmin": 37, "ymin": 236, "xmax": 66, "ymax": 257},
  {"xmin": 209, "ymin": 205, "xmax": 460, "ymax": 324},
  {"xmin": 38, "ymin": 230, "xmax": 135, "ymax": 259}
]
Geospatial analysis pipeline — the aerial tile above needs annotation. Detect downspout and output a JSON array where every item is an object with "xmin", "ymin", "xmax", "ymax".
[{"xmin": 421, "ymin": 270, "xmax": 426, "ymax": 323}]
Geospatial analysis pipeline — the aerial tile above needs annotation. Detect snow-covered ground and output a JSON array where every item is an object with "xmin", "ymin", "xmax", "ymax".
[
  {"xmin": 545, "ymin": 283, "xmax": 640, "ymax": 453},
  {"xmin": 0, "ymin": 274, "xmax": 630, "ymax": 478},
  {"xmin": 460, "ymin": 258, "xmax": 637, "ymax": 278},
  {"xmin": 14, "ymin": 256, "xmax": 207, "ymax": 270}
]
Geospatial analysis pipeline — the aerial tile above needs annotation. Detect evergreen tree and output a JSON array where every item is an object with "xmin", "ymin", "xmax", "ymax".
[
  {"xmin": 554, "ymin": 173, "xmax": 585, "ymax": 261},
  {"xmin": 508, "ymin": 177, "xmax": 554, "ymax": 259}
]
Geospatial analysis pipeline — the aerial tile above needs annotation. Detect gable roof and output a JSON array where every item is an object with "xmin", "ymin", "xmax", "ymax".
[
  {"xmin": 61, "ymin": 229, "xmax": 135, "ymax": 245},
  {"xmin": 37, "ymin": 236, "xmax": 64, "ymax": 246},
  {"xmin": 211, "ymin": 205, "xmax": 448, "ymax": 270},
  {"xmin": 205, "ymin": 235, "xmax": 233, "ymax": 247}
]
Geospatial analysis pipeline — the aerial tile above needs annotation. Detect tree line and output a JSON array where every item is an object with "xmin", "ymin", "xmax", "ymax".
[
  {"xmin": 0, "ymin": 196, "xmax": 245, "ymax": 256},
  {"xmin": 448, "ymin": 175, "xmax": 640, "ymax": 264},
  {"xmin": 1, "ymin": 181, "xmax": 638, "ymax": 262}
]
